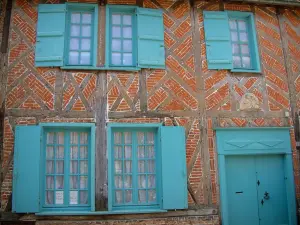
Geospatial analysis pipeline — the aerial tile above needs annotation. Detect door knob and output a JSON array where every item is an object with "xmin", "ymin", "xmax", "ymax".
[{"xmin": 264, "ymin": 191, "xmax": 270, "ymax": 200}]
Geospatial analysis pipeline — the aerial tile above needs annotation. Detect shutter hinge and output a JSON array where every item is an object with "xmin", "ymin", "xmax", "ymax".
[{"xmin": 257, "ymin": 180, "xmax": 260, "ymax": 186}]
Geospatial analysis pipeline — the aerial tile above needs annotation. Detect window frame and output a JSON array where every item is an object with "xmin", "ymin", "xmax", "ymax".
[
  {"xmin": 227, "ymin": 11, "xmax": 261, "ymax": 73},
  {"xmin": 39, "ymin": 123, "xmax": 95, "ymax": 212},
  {"xmin": 64, "ymin": 3, "xmax": 98, "ymax": 67},
  {"xmin": 105, "ymin": 5, "xmax": 138, "ymax": 68},
  {"xmin": 107, "ymin": 123, "xmax": 163, "ymax": 212}
]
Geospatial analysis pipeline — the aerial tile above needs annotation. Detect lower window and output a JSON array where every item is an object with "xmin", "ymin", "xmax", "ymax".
[
  {"xmin": 111, "ymin": 129, "xmax": 159, "ymax": 209},
  {"xmin": 43, "ymin": 129, "xmax": 91, "ymax": 209}
]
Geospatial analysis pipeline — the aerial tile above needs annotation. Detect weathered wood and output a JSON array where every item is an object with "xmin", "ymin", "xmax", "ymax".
[
  {"xmin": 95, "ymin": 71, "xmax": 108, "ymax": 210},
  {"xmin": 137, "ymin": 0, "xmax": 143, "ymax": 7},
  {"xmin": 139, "ymin": 69, "xmax": 148, "ymax": 112},
  {"xmin": 1, "ymin": 0, "xmax": 12, "ymax": 53}
]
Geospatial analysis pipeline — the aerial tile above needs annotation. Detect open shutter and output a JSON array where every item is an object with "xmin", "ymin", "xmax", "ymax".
[
  {"xmin": 12, "ymin": 126, "xmax": 41, "ymax": 213},
  {"xmin": 161, "ymin": 126, "xmax": 187, "ymax": 210},
  {"xmin": 137, "ymin": 8, "xmax": 165, "ymax": 69},
  {"xmin": 203, "ymin": 11, "xmax": 233, "ymax": 69},
  {"xmin": 35, "ymin": 4, "xmax": 66, "ymax": 67}
]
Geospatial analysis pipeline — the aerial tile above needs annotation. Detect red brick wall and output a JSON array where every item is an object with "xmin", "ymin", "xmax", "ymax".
[{"xmin": 1, "ymin": 1, "xmax": 300, "ymax": 223}]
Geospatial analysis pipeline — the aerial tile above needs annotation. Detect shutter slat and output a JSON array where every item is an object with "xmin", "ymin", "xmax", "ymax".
[
  {"xmin": 161, "ymin": 126, "xmax": 188, "ymax": 210},
  {"xmin": 203, "ymin": 11, "xmax": 233, "ymax": 69},
  {"xmin": 137, "ymin": 7, "xmax": 165, "ymax": 69},
  {"xmin": 12, "ymin": 126, "xmax": 41, "ymax": 213},
  {"xmin": 35, "ymin": 4, "xmax": 66, "ymax": 67}
]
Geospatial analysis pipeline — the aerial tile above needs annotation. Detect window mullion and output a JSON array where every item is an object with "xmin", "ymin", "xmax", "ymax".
[
  {"xmin": 65, "ymin": 130, "xmax": 70, "ymax": 206},
  {"xmin": 132, "ymin": 131, "xmax": 138, "ymax": 205}
]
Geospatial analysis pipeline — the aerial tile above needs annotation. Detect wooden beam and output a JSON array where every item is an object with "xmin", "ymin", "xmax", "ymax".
[
  {"xmin": 137, "ymin": 0, "xmax": 143, "ymax": 7},
  {"xmin": 1, "ymin": 0, "xmax": 12, "ymax": 53}
]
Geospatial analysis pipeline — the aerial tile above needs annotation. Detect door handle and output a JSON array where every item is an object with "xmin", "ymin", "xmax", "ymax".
[{"xmin": 264, "ymin": 191, "xmax": 270, "ymax": 200}]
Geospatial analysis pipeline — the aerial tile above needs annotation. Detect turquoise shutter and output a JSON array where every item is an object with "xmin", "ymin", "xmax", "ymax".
[
  {"xmin": 35, "ymin": 4, "xmax": 66, "ymax": 67},
  {"xmin": 12, "ymin": 126, "xmax": 41, "ymax": 213},
  {"xmin": 161, "ymin": 126, "xmax": 188, "ymax": 209},
  {"xmin": 203, "ymin": 11, "xmax": 233, "ymax": 69},
  {"xmin": 137, "ymin": 8, "xmax": 165, "ymax": 69}
]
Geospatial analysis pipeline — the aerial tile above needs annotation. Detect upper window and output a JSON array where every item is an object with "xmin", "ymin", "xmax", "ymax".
[
  {"xmin": 109, "ymin": 10, "xmax": 136, "ymax": 67},
  {"xmin": 203, "ymin": 11, "xmax": 261, "ymax": 73},
  {"xmin": 67, "ymin": 10, "xmax": 95, "ymax": 66}
]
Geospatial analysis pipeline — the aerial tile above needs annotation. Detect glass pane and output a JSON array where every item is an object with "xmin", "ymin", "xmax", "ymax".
[
  {"xmin": 148, "ymin": 190, "xmax": 156, "ymax": 202},
  {"xmin": 123, "ymin": 40, "xmax": 132, "ymax": 52},
  {"xmin": 80, "ymin": 132, "xmax": 88, "ymax": 144},
  {"xmin": 112, "ymin": 39, "xmax": 121, "ymax": 51},
  {"xmin": 232, "ymin": 44, "xmax": 239, "ymax": 55},
  {"xmin": 80, "ymin": 191, "xmax": 88, "ymax": 204},
  {"xmin": 138, "ymin": 160, "xmax": 146, "ymax": 173},
  {"xmin": 138, "ymin": 175, "xmax": 146, "ymax": 188},
  {"xmin": 148, "ymin": 160, "xmax": 155, "ymax": 173},
  {"xmin": 71, "ymin": 13, "xmax": 80, "ymax": 23},
  {"xmin": 124, "ymin": 132, "xmax": 131, "ymax": 144},
  {"xmin": 80, "ymin": 176, "xmax": 88, "ymax": 189},
  {"xmin": 115, "ymin": 190, "xmax": 122, "ymax": 203},
  {"xmin": 46, "ymin": 176, "xmax": 54, "ymax": 189},
  {"xmin": 138, "ymin": 190, "xmax": 146, "ymax": 203},
  {"xmin": 148, "ymin": 175, "xmax": 156, "ymax": 188},
  {"xmin": 80, "ymin": 52, "xmax": 90, "ymax": 65},
  {"xmin": 82, "ymin": 13, "xmax": 92, "ymax": 24},
  {"xmin": 115, "ymin": 160, "xmax": 122, "ymax": 174},
  {"xmin": 56, "ymin": 161, "xmax": 64, "ymax": 174},
  {"xmin": 46, "ymin": 191, "xmax": 54, "ymax": 205},
  {"xmin": 82, "ymin": 25, "xmax": 91, "ymax": 37},
  {"xmin": 123, "ymin": 27, "xmax": 132, "ymax": 38},
  {"xmin": 147, "ymin": 146, "xmax": 155, "ymax": 158},
  {"xmin": 71, "ymin": 132, "xmax": 78, "ymax": 144},
  {"xmin": 56, "ymin": 176, "xmax": 64, "ymax": 189},
  {"xmin": 71, "ymin": 25, "xmax": 80, "ymax": 36},
  {"xmin": 71, "ymin": 146, "xmax": 78, "ymax": 159},
  {"xmin": 137, "ymin": 132, "xmax": 144, "ymax": 144},
  {"xmin": 55, "ymin": 191, "xmax": 64, "ymax": 204},
  {"xmin": 70, "ymin": 38, "xmax": 79, "ymax": 50},
  {"xmin": 125, "ymin": 190, "xmax": 132, "ymax": 203},
  {"xmin": 112, "ymin": 26, "xmax": 121, "ymax": 38},
  {"xmin": 114, "ymin": 175, "xmax": 122, "ymax": 188},
  {"xmin": 114, "ymin": 132, "xmax": 122, "ymax": 144},
  {"xmin": 239, "ymin": 32, "xmax": 248, "ymax": 42},
  {"xmin": 70, "ymin": 161, "xmax": 78, "ymax": 174},
  {"xmin": 147, "ymin": 132, "xmax": 154, "ymax": 144},
  {"xmin": 123, "ymin": 53, "xmax": 132, "ymax": 66},
  {"xmin": 124, "ymin": 175, "xmax": 132, "ymax": 188},
  {"xmin": 231, "ymin": 31, "xmax": 238, "ymax": 42},
  {"xmin": 233, "ymin": 56, "xmax": 242, "ymax": 68},
  {"xmin": 80, "ymin": 146, "xmax": 88, "ymax": 159},
  {"xmin": 124, "ymin": 146, "xmax": 132, "ymax": 159},
  {"xmin": 112, "ymin": 53, "xmax": 121, "ymax": 65},
  {"xmin": 114, "ymin": 146, "xmax": 122, "ymax": 159},
  {"xmin": 81, "ymin": 39, "xmax": 91, "ymax": 51},
  {"xmin": 125, "ymin": 160, "xmax": 132, "ymax": 173},
  {"xmin": 46, "ymin": 146, "xmax": 54, "ymax": 159},
  {"xmin": 112, "ymin": 14, "xmax": 121, "ymax": 25},
  {"xmin": 238, "ymin": 20, "xmax": 246, "ymax": 30},
  {"xmin": 46, "ymin": 161, "xmax": 54, "ymax": 174},
  {"xmin": 80, "ymin": 161, "xmax": 88, "ymax": 174},
  {"xmin": 229, "ymin": 20, "xmax": 237, "ymax": 30},
  {"xmin": 241, "ymin": 44, "xmax": 250, "ymax": 55},
  {"xmin": 47, "ymin": 132, "xmax": 54, "ymax": 144},
  {"xmin": 56, "ymin": 146, "xmax": 64, "ymax": 159},
  {"xmin": 138, "ymin": 146, "xmax": 145, "ymax": 158},
  {"xmin": 70, "ymin": 190, "xmax": 78, "ymax": 204},
  {"xmin": 242, "ymin": 56, "xmax": 251, "ymax": 68},
  {"xmin": 57, "ymin": 132, "xmax": 64, "ymax": 144},
  {"xmin": 123, "ymin": 15, "xmax": 132, "ymax": 25},
  {"xmin": 69, "ymin": 52, "xmax": 79, "ymax": 65},
  {"xmin": 70, "ymin": 176, "xmax": 78, "ymax": 189}
]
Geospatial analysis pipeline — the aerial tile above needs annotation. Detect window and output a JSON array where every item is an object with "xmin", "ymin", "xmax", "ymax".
[
  {"xmin": 203, "ymin": 11, "xmax": 261, "ymax": 73},
  {"xmin": 111, "ymin": 129, "xmax": 159, "ymax": 209},
  {"xmin": 109, "ymin": 10, "xmax": 136, "ymax": 67},
  {"xmin": 67, "ymin": 10, "xmax": 95, "ymax": 66},
  {"xmin": 34, "ymin": 4, "xmax": 165, "ymax": 70},
  {"xmin": 43, "ymin": 129, "xmax": 90, "ymax": 208}
]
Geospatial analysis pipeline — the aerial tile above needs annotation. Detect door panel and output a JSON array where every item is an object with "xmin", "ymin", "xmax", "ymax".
[
  {"xmin": 256, "ymin": 155, "xmax": 289, "ymax": 225},
  {"xmin": 226, "ymin": 156, "xmax": 260, "ymax": 225}
]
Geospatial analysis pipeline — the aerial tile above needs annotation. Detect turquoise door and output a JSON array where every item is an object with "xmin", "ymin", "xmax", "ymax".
[{"xmin": 226, "ymin": 155, "xmax": 289, "ymax": 225}]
